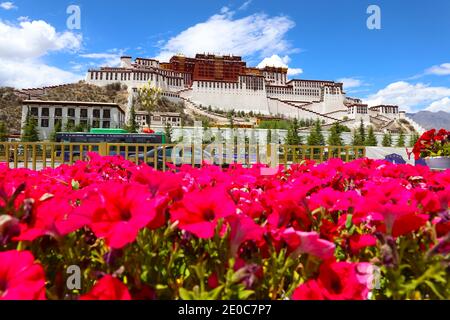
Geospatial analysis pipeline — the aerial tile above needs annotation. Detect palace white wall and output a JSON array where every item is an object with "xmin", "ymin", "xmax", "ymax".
[
  {"xmin": 187, "ymin": 81, "xmax": 270, "ymax": 114},
  {"xmin": 85, "ymin": 71, "xmax": 185, "ymax": 92}
]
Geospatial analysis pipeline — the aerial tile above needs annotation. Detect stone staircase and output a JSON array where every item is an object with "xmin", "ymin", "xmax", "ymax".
[
  {"xmin": 179, "ymin": 96, "xmax": 253, "ymax": 126},
  {"xmin": 268, "ymin": 97, "xmax": 341, "ymax": 123}
]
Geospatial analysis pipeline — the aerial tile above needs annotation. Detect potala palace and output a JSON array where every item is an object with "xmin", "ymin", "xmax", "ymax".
[{"xmin": 85, "ymin": 53, "xmax": 425, "ymax": 133}]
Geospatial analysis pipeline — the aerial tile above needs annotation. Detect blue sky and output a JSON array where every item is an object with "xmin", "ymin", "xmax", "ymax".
[{"xmin": 1, "ymin": 0, "xmax": 450, "ymax": 112}]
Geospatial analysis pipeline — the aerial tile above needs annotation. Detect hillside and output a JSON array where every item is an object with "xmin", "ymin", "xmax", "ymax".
[
  {"xmin": 0, "ymin": 82, "xmax": 195, "ymax": 135},
  {"xmin": 34, "ymin": 82, "xmax": 130, "ymax": 108},
  {"xmin": 407, "ymin": 111, "xmax": 450, "ymax": 130},
  {"xmin": 0, "ymin": 87, "xmax": 22, "ymax": 135}
]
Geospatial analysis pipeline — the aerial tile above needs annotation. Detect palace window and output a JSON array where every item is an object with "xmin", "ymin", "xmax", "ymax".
[
  {"xmin": 93, "ymin": 109, "xmax": 101, "ymax": 118},
  {"xmin": 80, "ymin": 109, "xmax": 88, "ymax": 118},
  {"xmin": 41, "ymin": 108, "xmax": 49, "ymax": 117},
  {"xmin": 102, "ymin": 121, "xmax": 110, "ymax": 128},
  {"xmin": 68, "ymin": 108, "xmax": 75, "ymax": 117},
  {"xmin": 103, "ymin": 109, "xmax": 111, "ymax": 119},
  {"xmin": 40, "ymin": 119, "xmax": 49, "ymax": 128},
  {"xmin": 30, "ymin": 107, "xmax": 39, "ymax": 117},
  {"xmin": 92, "ymin": 120, "xmax": 100, "ymax": 128}
]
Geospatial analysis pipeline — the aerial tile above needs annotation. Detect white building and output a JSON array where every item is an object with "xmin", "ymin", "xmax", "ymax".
[
  {"xmin": 135, "ymin": 111, "xmax": 182, "ymax": 129},
  {"xmin": 85, "ymin": 54, "xmax": 423, "ymax": 133},
  {"xmin": 21, "ymin": 100, "xmax": 125, "ymax": 140}
]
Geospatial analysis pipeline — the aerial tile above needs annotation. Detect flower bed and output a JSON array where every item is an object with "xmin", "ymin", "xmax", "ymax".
[{"xmin": 0, "ymin": 154, "xmax": 449, "ymax": 300}]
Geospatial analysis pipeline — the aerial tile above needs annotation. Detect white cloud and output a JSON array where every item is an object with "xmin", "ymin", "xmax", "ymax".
[
  {"xmin": 155, "ymin": 9, "xmax": 295, "ymax": 62},
  {"xmin": 0, "ymin": 59, "xmax": 82, "ymax": 88},
  {"xmin": 365, "ymin": 81, "xmax": 450, "ymax": 112},
  {"xmin": 239, "ymin": 0, "xmax": 253, "ymax": 11},
  {"xmin": 337, "ymin": 77, "xmax": 363, "ymax": 89},
  {"xmin": 0, "ymin": 20, "xmax": 82, "ymax": 60},
  {"xmin": 0, "ymin": 2, "xmax": 16, "ymax": 10},
  {"xmin": 426, "ymin": 97, "xmax": 450, "ymax": 112},
  {"xmin": 425, "ymin": 63, "xmax": 450, "ymax": 76},
  {"xmin": 80, "ymin": 51, "xmax": 124, "ymax": 67},
  {"xmin": 0, "ymin": 19, "xmax": 82, "ymax": 88},
  {"xmin": 257, "ymin": 54, "xmax": 303, "ymax": 76}
]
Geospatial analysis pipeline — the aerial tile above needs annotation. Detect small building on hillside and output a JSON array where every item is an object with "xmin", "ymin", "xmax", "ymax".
[
  {"xmin": 135, "ymin": 111, "xmax": 182, "ymax": 129},
  {"xmin": 21, "ymin": 100, "xmax": 125, "ymax": 140}
]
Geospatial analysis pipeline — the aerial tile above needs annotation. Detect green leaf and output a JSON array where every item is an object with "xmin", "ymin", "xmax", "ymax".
[
  {"xmin": 71, "ymin": 180, "xmax": 80, "ymax": 190},
  {"xmin": 238, "ymin": 289, "xmax": 255, "ymax": 300},
  {"xmin": 345, "ymin": 214, "xmax": 353, "ymax": 229},
  {"xmin": 208, "ymin": 285, "xmax": 224, "ymax": 300},
  {"xmin": 424, "ymin": 280, "xmax": 445, "ymax": 300},
  {"xmin": 178, "ymin": 288, "xmax": 194, "ymax": 300}
]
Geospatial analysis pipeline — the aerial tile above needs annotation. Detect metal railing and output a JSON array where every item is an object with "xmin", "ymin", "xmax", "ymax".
[{"xmin": 0, "ymin": 142, "xmax": 366, "ymax": 171}]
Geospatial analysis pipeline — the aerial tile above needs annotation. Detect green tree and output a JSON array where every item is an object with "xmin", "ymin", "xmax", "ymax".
[
  {"xmin": 138, "ymin": 82, "xmax": 162, "ymax": 127},
  {"xmin": 164, "ymin": 123, "xmax": 173, "ymax": 144},
  {"xmin": 228, "ymin": 112, "xmax": 234, "ymax": 129},
  {"xmin": 0, "ymin": 121, "xmax": 8, "ymax": 142},
  {"xmin": 327, "ymin": 123, "xmax": 343, "ymax": 146},
  {"xmin": 352, "ymin": 130, "xmax": 363, "ymax": 146},
  {"xmin": 22, "ymin": 110, "xmax": 40, "ymax": 142},
  {"xmin": 365, "ymin": 126, "xmax": 378, "ymax": 146},
  {"xmin": 267, "ymin": 129, "xmax": 272, "ymax": 144},
  {"xmin": 64, "ymin": 120, "xmax": 75, "ymax": 133},
  {"xmin": 50, "ymin": 120, "xmax": 62, "ymax": 142},
  {"xmin": 382, "ymin": 133, "xmax": 392, "ymax": 147},
  {"xmin": 409, "ymin": 132, "xmax": 420, "ymax": 147},
  {"xmin": 286, "ymin": 119, "xmax": 302, "ymax": 145},
  {"xmin": 307, "ymin": 119, "xmax": 325, "ymax": 146},
  {"xmin": 127, "ymin": 102, "xmax": 138, "ymax": 133},
  {"xmin": 358, "ymin": 119, "xmax": 366, "ymax": 144},
  {"xmin": 397, "ymin": 130, "xmax": 406, "ymax": 147}
]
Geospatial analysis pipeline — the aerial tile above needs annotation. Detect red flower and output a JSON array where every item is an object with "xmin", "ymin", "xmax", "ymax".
[
  {"xmin": 79, "ymin": 275, "xmax": 131, "ymax": 300},
  {"xmin": 282, "ymin": 228, "xmax": 335, "ymax": 259},
  {"xmin": 309, "ymin": 188, "xmax": 359, "ymax": 213},
  {"xmin": 227, "ymin": 214, "xmax": 264, "ymax": 256},
  {"xmin": 266, "ymin": 187, "xmax": 311, "ymax": 230},
  {"xmin": 355, "ymin": 182, "xmax": 428, "ymax": 237},
  {"xmin": 0, "ymin": 250, "xmax": 46, "ymax": 300},
  {"xmin": 170, "ymin": 187, "xmax": 236, "ymax": 239},
  {"xmin": 15, "ymin": 195, "xmax": 77, "ymax": 242},
  {"xmin": 292, "ymin": 261, "xmax": 371, "ymax": 300},
  {"xmin": 207, "ymin": 273, "xmax": 219, "ymax": 289},
  {"xmin": 71, "ymin": 183, "xmax": 158, "ymax": 249},
  {"xmin": 412, "ymin": 128, "xmax": 449, "ymax": 160},
  {"xmin": 349, "ymin": 234, "xmax": 377, "ymax": 254}
]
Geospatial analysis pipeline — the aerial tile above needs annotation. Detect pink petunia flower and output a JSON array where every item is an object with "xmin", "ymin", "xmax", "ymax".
[
  {"xmin": 0, "ymin": 250, "xmax": 46, "ymax": 300},
  {"xmin": 70, "ymin": 182, "xmax": 158, "ymax": 249},
  {"xmin": 292, "ymin": 261, "xmax": 371, "ymax": 300},
  {"xmin": 79, "ymin": 275, "xmax": 131, "ymax": 300},
  {"xmin": 170, "ymin": 187, "xmax": 236, "ymax": 239},
  {"xmin": 282, "ymin": 228, "xmax": 335, "ymax": 260}
]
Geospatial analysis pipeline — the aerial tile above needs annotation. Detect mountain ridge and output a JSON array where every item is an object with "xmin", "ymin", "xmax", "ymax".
[{"xmin": 407, "ymin": 111, "xmax": 450, "ymax": 131}]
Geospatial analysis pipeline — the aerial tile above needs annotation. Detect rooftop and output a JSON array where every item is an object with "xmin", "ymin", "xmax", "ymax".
[{"xmin": 23, "ymin": 100, "xmax": 121, "ymax": 107}]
